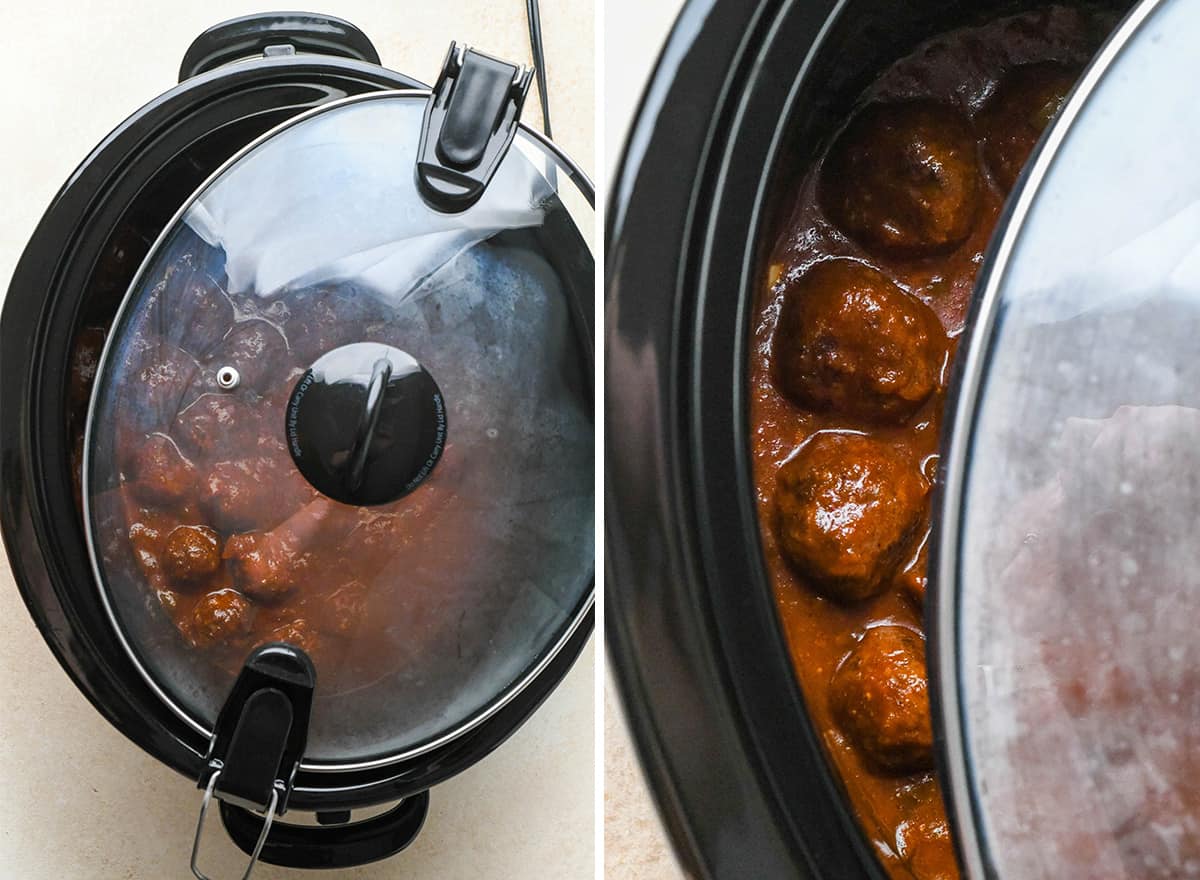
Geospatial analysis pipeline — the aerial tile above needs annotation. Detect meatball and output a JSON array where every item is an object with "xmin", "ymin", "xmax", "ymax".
[
  {"xmin": 190, "ymin": 588, "xmax": 254, "ymax": 646},
  {"xmin": 224, "ymin": 531, "xmax": 307, "ymax": 601},
  {"xmin": 128, "ymin": 519, "xmax": 167, "ymax": 590},
  {"xmin": 263, "ymin": 618, "xmax": 321, "ymax": 656},
  {"xmin": 821, "ymin": 101, "xmax": 982, "ymax": 256},
  {"xmin": 284, "ymin": 288, "xmax": 361, "ymax": 367},
  {"xmin": 775, "ymin": 433, "xmax": 927, "ymax": 601},
  {"xmin": 831, "ymin": 625, "xmax": 934, "ymax": 773},
  {"xmin": 128, "ymin": 433, "xmax": 197, "ymax": 505},
  {"xmin": 977, "ymin": 63, "xmax": 1080, "ymax": 193},
  {"xmin": 162, "ymin": 525, "xmax": 222, "ymax": 586},
  {"xmin": 139, "ymin": 235, "xmax": 233, "ymax": 358},
  {"xmin": 773, "ymin": 261, "xmax": 946, "ymax": 422},
  {"xmin": 897, "ymin": 789, "xmax": 958, "ymax": 880},
  {"xmin": 175, "ymin": 393, "xmax": 256, "ymax": 459},
  {"xmin": 205, "ymin": 319, "xmax": 290, "ymax": 393},
  {"xmin": 133, "ymin": 343, "xmax": 205, "ymax": 432},
  {"xmin": 202, "ymin": 453, "xmax": 313, "ymax": 532}
]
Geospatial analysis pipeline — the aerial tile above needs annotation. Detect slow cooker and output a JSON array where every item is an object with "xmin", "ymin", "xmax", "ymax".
[
  {"xmin": 2, "ymin": 11, "xmax": 593, "ymax": 875},
  {"xmin": 607, "ymin": 0, "xmax": 1193, "ymax": 877}
]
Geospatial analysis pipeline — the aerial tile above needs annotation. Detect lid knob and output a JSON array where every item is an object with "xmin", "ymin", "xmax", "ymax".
[
  {"xmin": 285, "ymin": 343, "xmax": 447, "ymax": 505},
  {"xmin": 415, "ymin": 42, "xmax": 533, "ymax": 212}
]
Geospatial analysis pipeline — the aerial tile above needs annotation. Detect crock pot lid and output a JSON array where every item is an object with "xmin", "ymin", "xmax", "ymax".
[
  {"xmin": 83, "ymin": 90, "xmax": 594, "ymax": 767},
  {"xmin": 935, "ymin": 0, "xmax": 1200, "ymax": 875}
]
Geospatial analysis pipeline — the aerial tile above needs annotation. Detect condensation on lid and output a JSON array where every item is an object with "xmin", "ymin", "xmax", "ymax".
[
  {"xmin": 83, "ymin": 92, "xmax": 594, "ymax": 766},
  {"xmin": 935, "ymin": 0, "xmax": 1200, "ymax": 875}
]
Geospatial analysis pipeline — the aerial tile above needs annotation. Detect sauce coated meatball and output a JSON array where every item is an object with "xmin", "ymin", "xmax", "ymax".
[
  {"xmin": 128, "ymin": 433, "xmax": 197, "ymax": 505},
  {"xmin": 224, "ymin": 531, "xmax": 307, "ymax": 601},
  {"xmin": 134, "ymin": 344, "xmax": 206, "ymax": 431},
  {"xmin": 141, "ymin": 238, "xmax": 234, "ymax": 358},
  {"xmin": 162, "ymin": 525, "xmax": 222, "ymax": 586},
  {"xmin": 821, "ymin": 101, "xmax": 981, "ymax": 256},
  {"xmin": 190, "ymin": 588, "xmax": 254, "ymax": 646},
  {"xmin": 831, "ymin": 625, "xmax": 934, "ymax": 773},
  {"xmin": 773, "ymin": 261, "xmax": 947, "ymax": 422},
  {"xmin": 175, "ymin": 393, "xmax": 256, "ymax": 459},
  {"xmin": 775, "ymin": 433, "xmax": 927, "ymax": 601},
  {"xmin": 977, "ymin": 63, "xmax": 1080, "ymax": 193},
  {"xmin": 202, "ymin": 452, "xmax": 313, "ymax": 532},
  {"xmin": 264, "ymin": 618, "xmax": 321, "ymax": 655},
  {"xmin": 897, "ymin": 794, "xmax": 958, "ymax": 880}
]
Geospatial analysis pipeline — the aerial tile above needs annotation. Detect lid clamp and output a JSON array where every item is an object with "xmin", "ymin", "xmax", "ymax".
[
  {"xmin": 190, "ymin": 644, "xmax": 316, "ymax": 880},
  {"xmin": 415, "ymin": 42, "xmax": 533, "ymax": 212}
]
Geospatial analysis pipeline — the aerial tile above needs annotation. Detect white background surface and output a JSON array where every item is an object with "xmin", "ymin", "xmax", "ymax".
[
  {"xmin": 0, "ymin": 2, "xmax": 594, "ymax": 878},
  {"xmin": 601, "ymin": 0, "xmax": 687, "ymax": 878}
]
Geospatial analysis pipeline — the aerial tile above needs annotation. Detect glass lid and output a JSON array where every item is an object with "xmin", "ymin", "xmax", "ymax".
[
  {"xmin": 933, "ymin": 0, "xmax": 1200, "ymax": 875},
  {"xmin": 83, "ymin": 90, "xmax": 594, "ymax": 767}
]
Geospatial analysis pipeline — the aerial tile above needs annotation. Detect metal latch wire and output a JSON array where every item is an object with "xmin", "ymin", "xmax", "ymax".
[{"xmin": 190, "ymin": 770, "xmax": 279, "ymax": 880}]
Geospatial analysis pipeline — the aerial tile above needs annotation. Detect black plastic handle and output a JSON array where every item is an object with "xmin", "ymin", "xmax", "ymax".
[
  {"xmin": 219, "ymin": 792, "xmax": 430, "ymax": 869},
  {"xmin": 179, "ymin": 12, "xmax": 381, "ymax": 82}
]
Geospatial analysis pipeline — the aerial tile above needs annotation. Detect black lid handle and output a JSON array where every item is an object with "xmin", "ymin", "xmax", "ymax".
[
  {"xmin": 190, "ymin": 644, "xmax": 316, "ymax": 880},
  {"xmin": 179, "ymin": 12, "xmax": 381, "ymax": 82},
  {"xmin": 416, "ymin": 43, "xmax": 533, "ymax": 212}
]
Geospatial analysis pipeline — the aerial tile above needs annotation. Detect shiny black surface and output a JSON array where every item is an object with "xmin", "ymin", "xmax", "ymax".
[
  {"xmin": 221, "ymin": 791, "xmax": 429, "ymax": 868},
  {"xmin": 288, "ymin": 344, "xmax": 446, "ymax": 505},
  {"xmin": 605, "ymin": 0, "xmax": 1083, "ymax": 877},
  {"xmin": 416, "ymin": 44, "xmax": 533, "ymax": 212},
  {"xmin": 178, "ymin": 12, "xmax": 382, "ymax": 81},
  {"xmin": 206, "ymin": 644, "xmax": 316, "ymax": 814}
]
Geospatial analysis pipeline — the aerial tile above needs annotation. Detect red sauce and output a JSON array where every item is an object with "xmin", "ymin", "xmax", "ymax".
[{"xmin": 749, "ymin": 7, "xmax": 1115, "ymax": 877}]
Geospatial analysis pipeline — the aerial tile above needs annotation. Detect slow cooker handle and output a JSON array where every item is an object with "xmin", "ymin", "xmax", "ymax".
[
  {"xmin": 219, "ymin": 792, "xmax": 430, "ymax": 869},
  {"xmin": 178, "ymin": 12, "xmax": 382, "ymax": 82}
]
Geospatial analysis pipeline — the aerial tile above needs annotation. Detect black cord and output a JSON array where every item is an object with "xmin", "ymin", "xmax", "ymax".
[{"xmin": 526, "ymin": 0, "xmax": 552, "ymax": 138}]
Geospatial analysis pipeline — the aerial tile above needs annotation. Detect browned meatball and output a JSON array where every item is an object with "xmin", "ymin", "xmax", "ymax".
[
  {"xmin": 821, "ymin": 101, "xmax": 982, "ymax": 256},
  {"xmin": 128, "ymin": 433, "xmax": 197, "ymax": 505},
  {"xmin": 162, "ymin": 525, "xmax": 222, "ymax": 586},
  {"xmin": 128, "ymin": 519, "xmax": 167, "ymax": 590},
  {"xmin": 175, "ymin": 393, "xmax": 256, "ymax": 459},
  {"xmin": 831, "ymin": 625, "xmax": 934, "ymax": 773},
  {"xmin": 773, "ymin": 261, "xmax": 947, "ymax": 422},
  {"xmin": 205, "ymin": 319, "xmax": 290, "ymax": 393},
  {"xmin": 896, "ymin": 788, "xmax": 958, "ymax": 880},
  {"xmin": 224, "ymin": 531, "xmax": 307, "ymax": 601},
  {"xmin": 202, "ymin": 454, "xmax": 313, "ymax": 532},
  {"xmin": 141, "ymin": 244, "xmax": 234, "ymax": 358},
  {"xmin": 134, "ymin": 343, "xmax": 206, "ymax": 432},
  {"xmin": 190, "ymin": 588, "xmax": 254, "ymax": 646},
  {"xmin": 264, "ymin": 618, "xmax": 321, "ymax": 655},
  {"xmin": 977, "ymin": 63, "xmax": 1080, "ymax": 193},
  {"xmin": 775, "ymin": 433, "xmax": 927, "ymax": 601}
]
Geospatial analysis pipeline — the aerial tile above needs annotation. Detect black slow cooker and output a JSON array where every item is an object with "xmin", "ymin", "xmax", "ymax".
[
  {"xmin": 606, "ymin": 0, "xmax": 1193, "ymax": 877},
  {"xmin": 2, "ymin": 12, "xmax": 593, "ymax": 875}
]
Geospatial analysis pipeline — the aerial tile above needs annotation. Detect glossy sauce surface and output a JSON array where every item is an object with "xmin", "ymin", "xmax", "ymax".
[{"xmin": 749, "ymin": 7, "xmax": 1113, "ymax": 877}]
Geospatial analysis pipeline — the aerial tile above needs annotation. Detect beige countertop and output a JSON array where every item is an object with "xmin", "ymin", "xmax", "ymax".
[
  {"xmin": 0, "ymin": 2, "xmax": 594, "ymax": 878},
  {"xmin": 603, "ymin": 1, "xmax": 687, "ymax": 878}
]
